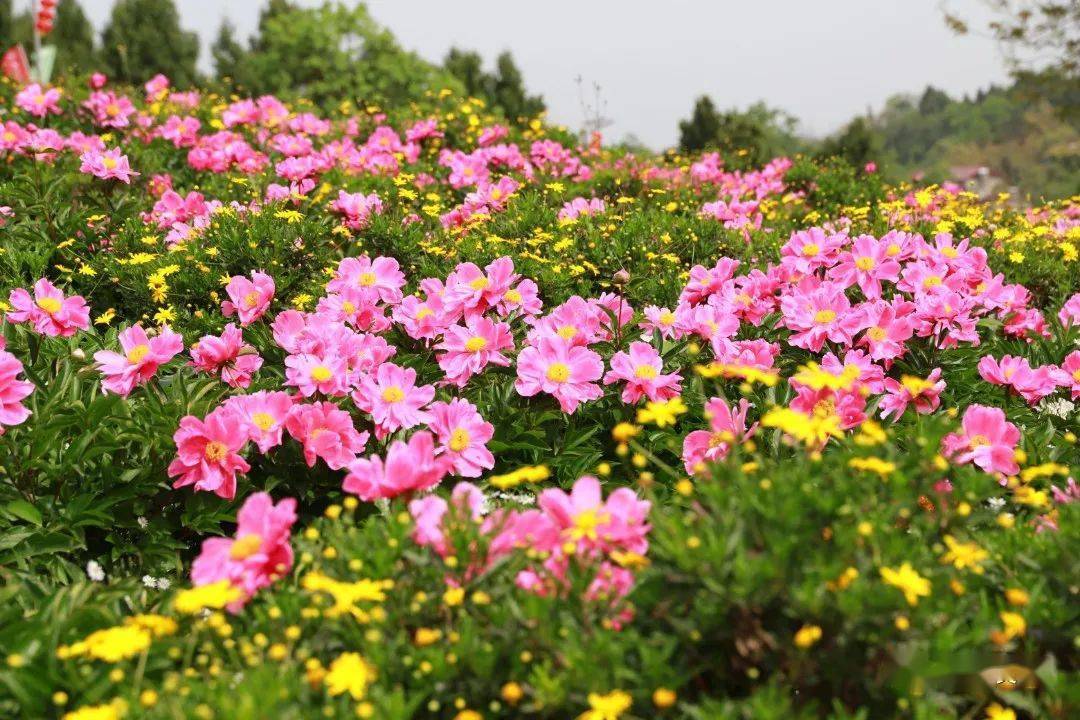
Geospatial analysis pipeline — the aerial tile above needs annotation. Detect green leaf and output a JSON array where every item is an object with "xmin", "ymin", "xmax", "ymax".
[{"xmin": 5, "ymin": 499, "xmax": 43, "ymax": 526}]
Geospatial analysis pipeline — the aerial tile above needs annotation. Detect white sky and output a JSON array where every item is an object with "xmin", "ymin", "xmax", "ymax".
[{"xmin": 32, "ymin": 0, "xmax": 1012, "ymax": 148}]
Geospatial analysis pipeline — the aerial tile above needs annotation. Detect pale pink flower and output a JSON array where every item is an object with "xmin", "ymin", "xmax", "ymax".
[
  {"xmin": 942, "ymin": 404, "xmax": 1020, "ymax": 476},
  {"xmin": 326, "ymin": 256, "xmax": 404, "ymax": 305},
  {"xmin": 682, "ymin": 398, "xmax": 754, "ymax": 475},
  {"xmin": 515, "ymin": 336, "xmax": 603, "ymax": 414},
  {"xmin": 222, "ymin": 271, "xmax": 275, "ymax": 326},
  {"xmin": 603, "ymin": 341, "xmax": 682, "ymax": 404},
  {"xmin": 977, "ymin": 355, "xmax": 1062, "ymax": 405},
  {"xmin": 780, "ymin": 228, "xmax": 845, "ymax": 275},
  {"xmin": 780, "ymin": 282, "xmax": 862, "ymax": 352},
  {"xmin": 1061, "ymin": 351, "xmax": 1080, "ymax": 400},
  {"xmin": 7, "ymin": 279, "xmax": 90, "ymax": 337},
  {"xmin": 408, "ymin": 482, "xmax": 485, "ymax": 556},
  {"xmin": 352, "ymin": 363, "xmax": 434, "ymax": 438},
  {"xmin": 79, "ymin": 148, "xmax": 138, "ymax": 183},
  {"xmin": 15, "ymin": 84, "xmax": 62, "ymax": 117},
  {"xmin": 93, "ymin": 325, "xmax": 183, "ymax": 397},
  {"xmin": 284, "ymin": 353, "xmax": 349, "ymax": 397},
  {"xmin": 428, "ymin": 399, "xmax": 495, "ymax": 477},
  {"xmin": 829, "ymin": 234, "xmax": 901, "ymax": 298}
]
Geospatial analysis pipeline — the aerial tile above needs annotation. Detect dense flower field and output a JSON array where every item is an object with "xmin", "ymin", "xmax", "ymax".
[{"xmin": 0, "ymin": 73, "xmax": 1077, "ymax": 719}]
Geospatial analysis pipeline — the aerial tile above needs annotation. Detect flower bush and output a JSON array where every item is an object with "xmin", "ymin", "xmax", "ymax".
[{"xmin": 0, "ymin": 72, "xmax": 1077, "ymax": 719}]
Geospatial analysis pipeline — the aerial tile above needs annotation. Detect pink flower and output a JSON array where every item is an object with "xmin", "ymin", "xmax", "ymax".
[
  {"xmin": 0, "ymin": 349, "xmax": 34, "ymax": 434},
  {"xmin": 879, "ymin": 369, "xmax": 946, "ymax": 421},
  {"xmin": 330, "ymin": 190, "xmax": 384, "ymax": 230},
  {"xmin": 284, "ymin": 401, "xmax": 368, "ymax": 470},
  {"xmin": 93, "ymin": 325, "xmax": 183, "ymax": 397},
  {"xmin": 168, "ymin": 408, "xmax": 251, "ymax": 499},
  {"xmin": 780, "ymin": 281, "xmax": 862, "ymax": 352},
  {"xmin": 942, "ymin": 404, "xmax": 1020, "ymax": 476},
  {"xmin": 857, "ymin": 300, "xmax": 915, "ymax": 362},
  {"xmin": 222, "ymin": 271, "xmax": 275, "ymax": 326},
  {"xmin": 1058, "ymin": 293, "xmax": 1080, "ymax": 328},
  {"xmin": 326, "ymin": 256, "xmax": 405, "ymax": 305},
  {"xmin": 829, "ymin": 234, "xmax": 901, "ymax": 298},
  {"xmin": 680, "ymin": 258, "xmax": 740, "ymax": 306},
  {"xmin": 343, "ymin": 431, "xmax": 452, "ymax": 501},
  {"xmin": 639, "ymin": 306, "xmax": 679, "ymax": 339},
  {"xmin": 682, "ymin": 397, "xmax": 754, "ymax": 475},
  {"xmin": 79, "ymin": 148, "xmax": 138, "ymax": 183},
  {"xmin": 224, "ymin": 390, "xmax": 295, "ymax": 453},
  {"xmin": 352, "ymin": 363, "xmax": 434, "ymax": 438},
  {"xmin": 428, "ymin": 399, "xmax": 495, "ymax": 477},
  {"xmin": 603, "ymin": 341, "xmax": 682, "ymax": 404},
  {"xmin": 284, "ymin": 352, "xmax": 349, "ymax": 397},
  {"xmin": 192, "ymin": 492, "xmax": 298, "ymax": 609},
  {"xmin": 977, "ymin": 355, "xmax": 1062, "ymax": 405},
  {"xmin": 408, "ymin": 482, "xmax": 485, "ymax": 556},
  {"xmin": 15, "ymin": 84, "xmax": 62, "ymax": 117},
  {"xmin": 435, "ymin": 316, "xmax": 513, "ymax": 387},
  {"xmin": 537, "ymin": 476, "xmax": 650, "ymax": 556},
  {"xmin": 7, "ymin": 279, "xmax": 90, "ymax": 337},
  {"xmin": 515, "ymin": 336, "xmax": 603, "ymax": 414},
  {"xmin": 1061, "ymin": 351, "xmax": 1080, "ymax": 400},
  {"xmin": 781, "ymin": 228, "xmax": 845, "ymax": 275},
  {"xmin": 190, "ymin": 324, "xmax": 263, "ymax": 388}
]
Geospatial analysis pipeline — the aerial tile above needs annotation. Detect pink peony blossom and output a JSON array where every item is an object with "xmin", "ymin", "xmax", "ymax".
[
  {"xmin": 284, "ymin": 401, "xmax": 368, "ymax": 470},
  {"xmin": 352, "ymin": 362, "xmax": 434, "ymax": 438},
  {"xmin": 343, "ymin": 430, "xmax": 452, "ymax": 501},
  {"xmin": 942, "ymin": 404, "xmax": 1020, "ymax": 476},
  {"xmin": 169, "ymin": 407, "xmax": 251, "ymax": 499},
  {"xmin": 682, "ymin": 397, "xmax": 755, "ymax": 475},
  {"xmin": 515, "ymin": 336, "xmax": 604, "ymax": 414},
  {"xmin": 93, "ymin": 325, "xmax": 183, "ymax": 396},
  {"xmin": 79, "ymin": 148, "xmax": 138, "ymax": 183},
  {"xmin": 190, "ymin": 324, "xmax": 263, "ymax": 388},
  {"xmin": 7, "ymin": 279, "xmax": 90, "ymax": 337},
  {"xmin": 428, "ymin": 399, "xmax": 495, "ymax": 477},
  {"xmin": 222, "ymin": 271, "xmax": 275, "ymax": 326},
  {"xmin": 603, "ymin": 341, "xmax": 682, "ymax": 404},
  {"xmin": 0, "ymin": 349, "xmax": 34, "ymax": 434},
  {"xmin": 435, "ymin": 316, "xmax": 513, "ymax": 387}
]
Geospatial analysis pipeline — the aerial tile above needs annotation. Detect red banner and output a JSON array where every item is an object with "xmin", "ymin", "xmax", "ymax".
[{"xmin": 1, "ymin": 45, "xmax": 30, "ymax": 84}]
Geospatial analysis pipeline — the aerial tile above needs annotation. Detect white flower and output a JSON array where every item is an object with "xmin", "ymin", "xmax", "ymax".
[
  {"xmin": 137, "ymin": 516, "xmax": 149, "ymax": 528},
  {"xmin": 987, "ymin": 497, "xmax": 1006, "ymax": 510},
  {"xmin": 1038, "ymin": 397, "xmax": 1075, "ymax": 419},
  {"xmin": 86, "ymin": 560, "xmax": 105, "ymax": 582},
  {"xmin": 157, "ymin": 577, "xmax": 171, "ymax": 590}
]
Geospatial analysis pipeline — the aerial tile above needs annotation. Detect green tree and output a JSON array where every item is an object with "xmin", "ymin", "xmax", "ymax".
[
  {"xmin": 100, "ymin": 0, "xmax": 199, "ymax": 87},
  {"xmin": 492, "ymin": 51, "xmax": 544, "ymax": 121},
  {"xmin": 444, "ymin": 48, "xmax": 488, "ymax": 99},
  {"xmin": 944, "ymin": 1, "xmax": 1079, "ymax": 78},
  {"xmin": 678, "ymin": 96, "xmax": 722, "ymax": 153},
  {"xmin": 211, "ymin": 19, "xmax": 247, "ymax": 84},
  {"xmin": 0, "ymin": 0, "xmax": 11, "ymax": 49},
  {"xmin": 52, "ymin": 0, "xmax": 97, "ymax": 76},
  {"xmin": 818, "ymin": 116, "xmax": 880, "ymax": 169}
]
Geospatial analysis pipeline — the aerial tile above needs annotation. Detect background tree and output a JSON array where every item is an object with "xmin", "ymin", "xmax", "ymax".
[
  {"xmin": 944, "ymin": 1, "xmax": 1079, "ymax": 78},
  {"xmin": 52, "ymin": 0, "xmax": 97, "ymax": 77},
  {"xmin": 0, "ymin": 0, "xmax": 11, "ymax": 49},
  {"xmin": 211, "ymin": 19, "xmax": 247, "ymax": 85},
  {"xmin": 818, "ymin": 116, "xmax": 879, "ymax": 169},
  {"xmin": 100, "ymin": 0, "xmax": 199, "ymax": 87},
  {"xmin": 678, "ymin": 95, "xmax": 722, "ymax": 153},
  {"xmin": 443, "ymin": 48, "xmax": 545, "ymax": 124},
  {"xmin": 678, "ymin": 97, "xmax": 802, "ymax": 167},
  {"xmin": 444, "ymin": 48, "xmax": 487, "ymax": 99}
]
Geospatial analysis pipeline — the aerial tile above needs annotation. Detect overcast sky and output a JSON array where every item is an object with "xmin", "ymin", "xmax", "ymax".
[{"xmin": 33, "ymin": 0, "xmax": 1011, "ymax": 148}]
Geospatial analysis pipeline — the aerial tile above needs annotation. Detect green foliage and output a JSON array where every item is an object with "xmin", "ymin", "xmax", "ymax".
[
  {"xmin": 100, "ymin": 0, "xmax": 199, "ymax": 87},
  {"xmin": 444, "ymin": 48, "xmax": 546, "ymax": 124},
  {"xmin": 52, "ymin": 1, "xmax": 98, "ymax": 79},
  {"xmin": 678, "ymin": 97, "xmax": 803, "ymax": 169}
]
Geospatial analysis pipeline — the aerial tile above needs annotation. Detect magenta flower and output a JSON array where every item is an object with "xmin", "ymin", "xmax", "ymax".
[
  {"xmin": 7, "ymin": 279, "xmax": 90, "ymax": 337},
  {"xmin": 93, "ymin": 325, "xmax": 183, "ymax": 397},
  {"xmin": 79, "ymin": 148, "xmax": 138, "ymax": 183},
  {"xmin": 284, "ymin": 401, "xmax": 368, "ymax": 470},
  {"xmin": 15, "ymin": 84, "xmax": 62, "ymax": 118},
  {"xmin": 352, "ymin": 362, "xmax": 434, "ymax": 438},
  {"xmin": 977, "ymin": 354, "xmax": 1062, "ymax": 405},
  {"xmin": 1057, "ymin": 293, "xmax": 1080, "ymax": 329},
  {"xmin": 780, "ymin": 282, "xmax": 862, "ymax": 352},
  {"xmin": 604, "ymin": 341, "xmax": 682, "ymax": 404},
  {"xmin": 1061, "ymin": 351, "xmax": 1080, "ymax": 400},
  {"xmin": 435, "ymin": 316, "xmax": 513, "ymax": 387},
  {"xmin": 515, "ymin": 336, "xmax": 603, "ymax": 414},
  {"xmin": 857, "ymin": 300, "xmax": 915, "ymax": 362},
  {"xmin": 879, "ymin": 369, "xmax": 946, "ymax": 421},
  {"xmin": 829, "ymin": 234, "xmax": 901, "ymax": 298},
  {"xmin": 168, "ymin": 407, "xmax": 252, "ymax": 500},
  {"xmin": 942, "ymin": 404, "xmax": 1020, "ymax": 476},
  {"xmin": 191, "ymin": 492, "xmax": 298, "ymax": 609},
  {"xmin": 284, "ymin": 352, "xmax": 349, "ymax": 397},
  {"xmin": 343, "ymin": 431, "xmax": 452, "ymax": 501},
  {"xmin": 224, "ymin": 390, "xmax": 295, "ymax": 454},
  {"xmin": 408, "ymin": 482, "xmax": 485, "ymax": 557},
  {"xmin": 428, "ymin": 399, "xmax": 495, "ymax": 478},
  {"xmin": 0, "ymin": 349, "xmax": 34, "ymax": 434},
  {"xmin": 780, "ymin": 228, "xmax": 845, "ymax": 276},
  {"xmin": 222, "ymin": 271, "xmax": 275, "ymax": 326},
  {"xmin": 537, "ymin": 476, "xmax": 651, "ymax": 556},
  {"xmin": 326, "ymin": 256, "xmax": 405, "ymax": 305},
  {"xmin": 190, "ymin": 324, "xmax": 263, "ymax": 388},
  {"xmin": 682, "ymin": 397, "xmax": 754, "ymax": 475}
]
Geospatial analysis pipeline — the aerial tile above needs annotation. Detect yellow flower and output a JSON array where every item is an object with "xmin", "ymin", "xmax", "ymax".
[
  {"xmin": 578, "ymin": 690, "xmax": 632, "ymax": 720},
  {"xmin": 443, "ymin": 586, "xmax": 465, "ymax": 607},
  {"xmin": 414, "ymin": 627, "xmax": 442, "ymax": 646},
  {"xmin": 611, "ymin": 422, "xmax": 641, "ymax": 443},
  {"xmin": 488, "ymin": 465, "xmax": 550, "ymax": 490},
  {"xmin": 325, "ymin": 652, "xmax": 376, "ymax": 700},
  {"xmin": 173, "ymin": 581, "xmax": 243, "ymax": 614},
  {"xmin": 939, "ymin": 535, "xmax": 988, "ymax": 573},
  {"xmin": 636, "ymin": 397, "xmax": 687, "ymax": 427},
  {"xmin": 302, "ymin": 572, "xmax": 391, "ymax": 620},
  {"xmin": 501, "ymin": 682, "xmax": 524, "ymax": 704},
  {"xmin": 761, "ymin": 407, "xmax": 842, "ymax": 447},
  {"xmin": 62, "ymin": 625, "xmax": 151, "ymax": 663},
  {"xmin": 984, "ymin": 703, "xmax": 1016, "ymax": 720},
  {"xmin": 880, "ymin": 563, "xmax": 931, "ymax": 606},
  {"xmin": 63, "ymin": 701, "xmax": 126, "ymax": 720},
  {"xmin": 998, "ymin": 611, "xmax": 1026, "ymax": 640},
  {"xmin": 1005, "ymin": 588, "xmax": 1029, "ymax": 607},
  {"xmin": 793, "ymin": 624, "xmax": 823, "ymax": 649},
  {"xmin": 652, "ymin": 687, "xmax": 677, "ymax": 708},
  {"xmin": 848, "ymin": 456, "xmax": 896, "ymax": 477},
  {"xmin": 274, "ymin": 209, "xmax": 304, "ymax": 224}
]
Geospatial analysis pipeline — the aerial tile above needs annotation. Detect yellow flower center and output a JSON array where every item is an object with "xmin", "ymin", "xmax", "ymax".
[
  {"xmin": 504, "ymin": 288, "xmax": 522, "ymax": 304},
  {"xmin": 886, "ymin": 243, "xmax": 901, "ymax": 256},
  {"xmin": 341, "ymin": 301, "xmax": 356, "ymax": 314},
  {"xmin": 464, "ymin": 336, "xmax": 488, "ymax": 352},
  {"xmin": 855, "ymin": 256, "xmax": 875, "ymax": 271},
  {"xmin": 252, "ymin": 412, "xmax": 275, "ymax": 431},
  {"xmin": 969, "ymin": 434, "xmax": 989, "ymax": 448},
  {"xmin": 36, "ymin": 296, "xmax": 62, "ymax": 314},
  {"xmin": 634, "ymin": 365, "xmax": 658, "ymax": 380},
  {"xmin": 801, "ymin": 243, "xmax": 820, "ymax": 257},
  {"xmin": 556, "ymin": 325, "xmax": 577, "ymax": 340},
  {"xmin": 658, "ymin": 310, "xmax": 676, "ymax": 325},
  {"xmin": 941, "ymin": 246, "xmax": 958, "ymax": 258},
  {"xmin": 923, "ymin": 276, "xmax": 942, "ymax": 289},
  {"xmin": 546, "ymin": 362, "xmax": 570, "ymax": 383},
  {"xmin": 229, "ymin": 533, "xmax": 263, "ymax": 560},
  {"xmin": 1073, "ymin": 369, "xmax": 1080, "ymax": 381},
  {"xmin": 204, "ymin": 441, "xmax": 229, "ymax": 462},
  {"xmin": 709, "ymin": 430, "xmax": 734, "ymax": 448},
  {"xmin": 102, "ymin": 156, "xmax": 118, "ymax": 170},
  {"xmin": 243, "ymin": 291, "xmax": 260, "ymax": 309},
  {"xmin": 814, "ymin": 309, "xmax": 836, "ymax": 324},
  {"xmin": 415, "ymin": 307, "xmax": 433, "ymax": 320},
  {"xmin": 126, "ymin": 344, "xmax": 150, "ymax": 364},
  {"xmin": 358, "ymin": 272, "xmax": 377, "ymax": 286},
  {"xmin": 469, "ymin": 276, "xmax": 489, "ymax": 290},
  {"xmin": 449, "ymin": 428, "xmax": 470, "ymax": 452},
  {"xmin": 867, "ymin": 326, "xmax": 887, "ymax": 341},
  {"xmin": 310, "ymin": 365, "xmax": 333, "ymax": 382},
  {"xmin": 381, "ymin": 386, "xmax": 405, "ymax": 403},
  {"xmin": 570, "ymin": 508, "xmax": 609, "ymax": 541}
]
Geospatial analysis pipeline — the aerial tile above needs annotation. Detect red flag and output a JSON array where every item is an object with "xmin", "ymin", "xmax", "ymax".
[{"xmin": 1, "ymin": 45, "xmax": 30, "ymax": 84}]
